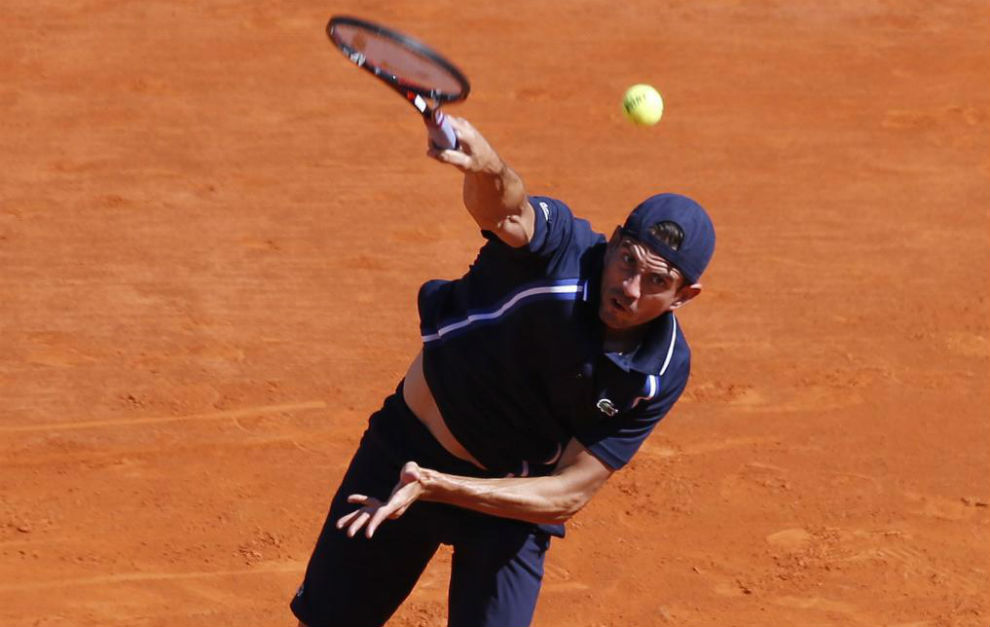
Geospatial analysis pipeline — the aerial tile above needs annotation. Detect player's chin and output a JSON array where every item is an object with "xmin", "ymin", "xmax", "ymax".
[{"xmin": 599, "ymin": 299, "xmax": 635, "ymax": 329}]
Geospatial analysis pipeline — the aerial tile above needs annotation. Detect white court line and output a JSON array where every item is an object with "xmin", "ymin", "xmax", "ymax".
[
  {"xmin": 0, "ymin": 401, "xmax": 327, "ymax": 434},
  {"xmin": 0, "ymin": 560, "xmax": 305, "ymax": 592}
]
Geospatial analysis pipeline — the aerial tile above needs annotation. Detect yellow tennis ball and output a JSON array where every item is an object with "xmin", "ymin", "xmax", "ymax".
[{"xmin": 622, "ymin": 84, "xmax": 664, "ymax": 126}]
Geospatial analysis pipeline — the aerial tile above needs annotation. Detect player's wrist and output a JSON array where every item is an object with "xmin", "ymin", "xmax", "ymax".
[{"xmin": 416, "ymin": 467, "xmax": 443, "ymax": 498}]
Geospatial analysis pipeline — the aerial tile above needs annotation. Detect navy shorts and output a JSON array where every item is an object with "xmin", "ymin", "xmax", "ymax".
[{"xmin": 290, "ymin": 384, "xmax": 563, "ymax": 627}]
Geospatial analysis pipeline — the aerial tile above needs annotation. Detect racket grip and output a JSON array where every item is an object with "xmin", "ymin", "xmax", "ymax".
[{"xmin": 425, "ymin": 109, "xmax": 458, "ymax": 150}]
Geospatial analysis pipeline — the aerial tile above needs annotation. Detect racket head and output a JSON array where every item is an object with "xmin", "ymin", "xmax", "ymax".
[{"xmin": 327, "ymin": 15, "xmax": 470, "ymax": 104}]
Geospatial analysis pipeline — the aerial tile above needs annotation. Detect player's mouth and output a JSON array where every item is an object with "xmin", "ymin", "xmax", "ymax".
[
  {"xmin": 600, "ymin": 296, "xmax": 637, "ymax": 330},
  {"xmin": 605, "ymin": 295, "xmax": 634, "ymax": 318}
]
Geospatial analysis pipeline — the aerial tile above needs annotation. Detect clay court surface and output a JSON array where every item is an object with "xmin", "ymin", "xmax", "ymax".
[{"xmin": 2, "ymin": 1, "xmax": 988, "ymax": 625}]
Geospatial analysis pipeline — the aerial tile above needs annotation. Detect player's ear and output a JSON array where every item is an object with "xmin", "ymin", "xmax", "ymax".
[
  {"xmin": 604, "ymin": 227, "xmax": 624, "ymax": 260},
  {"xmin": 670, "ymin": 283, "xmax": 702, "ymax": 310}
]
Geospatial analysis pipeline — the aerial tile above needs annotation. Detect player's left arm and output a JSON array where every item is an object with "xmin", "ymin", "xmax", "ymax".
[{"xmin": 337, "ymin": 438, "xmax": 613, "ymax": 538}]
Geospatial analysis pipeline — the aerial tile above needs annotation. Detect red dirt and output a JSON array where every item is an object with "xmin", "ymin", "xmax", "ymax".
[{"xmin": 2, "ymin": 1, "xmax": 988, "ymax": 626}]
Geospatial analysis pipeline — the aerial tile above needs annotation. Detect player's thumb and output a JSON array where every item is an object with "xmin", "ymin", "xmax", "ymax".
[{"xmin": 428, "ymin": 147, "xmax": 472, "ymax": 171}]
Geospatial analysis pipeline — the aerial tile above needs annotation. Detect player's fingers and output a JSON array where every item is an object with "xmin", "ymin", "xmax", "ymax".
[
  {"xmin": 346, "ymin": 494, "xmax": 369, "ymax": 504},
  {"xmin": 448, "ymin": 116, "xmax": 475, "ymax": 135},
  {"xmin": 427, "ymin": 145, "xmax": 466, "ymax": 164},
  {"xmin": 346, "ymin": 510, "xmax": 372, "ymax": 538},
  {"xmin": 335, "ymin": 506, "xmax": 365, "ymax": 530},
  {"xmin": 427, "ymin": 145, "xmax": 460, "ymax": 160},
  {"xmin": 449, "ymin": 122, "xmax": 473, "ymax": 147},
  {"xmin": 335, "ymin": 510, "xmax": 357, "ymax": 529},
  {"xmin": 434, "ymin": 149, "xmax": 473, "ymax": 169},
  {"xmin": 365, "ymin": 504, "xmax": 397, "ymax": 539},
  {"xmin": 389, "ymin": 501, "xmax": 413, "ymax": 520}
]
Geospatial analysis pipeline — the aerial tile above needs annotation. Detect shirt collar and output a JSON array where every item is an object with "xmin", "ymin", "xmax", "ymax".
[{"xmin": 603, "ymin": 312, "xmax": 677, "ymax": 375}]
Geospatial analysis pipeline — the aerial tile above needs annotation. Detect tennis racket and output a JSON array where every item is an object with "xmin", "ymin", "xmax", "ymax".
[{"xmin": 326, "ymin": 15, "xmax": 470, "ymax": 150}]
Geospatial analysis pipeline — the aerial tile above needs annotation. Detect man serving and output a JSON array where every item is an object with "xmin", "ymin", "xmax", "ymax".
[{"xmin": 291, "ymin": 117, "xmax": 716, "ymax": 627}]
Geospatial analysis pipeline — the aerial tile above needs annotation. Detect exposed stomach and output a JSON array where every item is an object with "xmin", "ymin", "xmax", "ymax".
[{"xmin": 402, "ymin": 349, "xmax": 487, "ymax": 470}]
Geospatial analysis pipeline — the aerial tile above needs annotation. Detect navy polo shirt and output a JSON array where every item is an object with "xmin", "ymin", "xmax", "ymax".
[{"xmin": 417, "ymin": 196, "xmax": 691, "ymax": 477}]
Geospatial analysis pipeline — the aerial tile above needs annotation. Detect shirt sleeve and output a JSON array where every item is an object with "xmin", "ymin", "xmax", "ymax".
[
  {"xmin": 577, "ymin": 354, "xmax": 692, "ymax": 471},
  {"xmin": 481, "ymin": 196, "xmax": 585, "ymax": 261},
  {"xmin": 526, "ymin": 196, "xmax": 574, "ymax": 258}
]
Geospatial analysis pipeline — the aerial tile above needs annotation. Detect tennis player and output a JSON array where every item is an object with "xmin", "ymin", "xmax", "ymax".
[{"xmin": 291, "ymin": 117, "xmax": 715, "ymax": 627}]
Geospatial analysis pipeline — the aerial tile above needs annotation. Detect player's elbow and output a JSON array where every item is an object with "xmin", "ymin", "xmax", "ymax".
[
  {"xmin": 493, "ymin": 215, "xmax": 533, "ymax": 248},
  {"xmin": 545, "ymin": 491, "xmax": 593, "ymax": 524},
  {"xmin": 540, "ymin": 460, "xmax": 611, "ymax": 524}
]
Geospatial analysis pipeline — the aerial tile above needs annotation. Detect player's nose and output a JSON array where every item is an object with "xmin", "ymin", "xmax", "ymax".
[{"xmin": 621, "ymin": 273, "xmax": 641, "ymax": 300}]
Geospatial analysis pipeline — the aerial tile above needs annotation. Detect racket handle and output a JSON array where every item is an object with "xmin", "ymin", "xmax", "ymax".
[{"xmin": 425, "ymin": 109, "xmax": 458, "ymax": 150}]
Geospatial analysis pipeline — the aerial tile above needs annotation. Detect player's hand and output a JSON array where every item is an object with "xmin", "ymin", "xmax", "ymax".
[
  {"xmin": 336, "ymin": 461, "xmax": 426, "ymax": 539},
  {"xmin": 427, "ymin": 117, "xmax": 504, "ymax": 175}
]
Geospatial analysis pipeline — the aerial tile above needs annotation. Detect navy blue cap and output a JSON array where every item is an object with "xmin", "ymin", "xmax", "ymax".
[{"xmin": 620, "ymin": 193, "xmax": 715, "ymax": 284}]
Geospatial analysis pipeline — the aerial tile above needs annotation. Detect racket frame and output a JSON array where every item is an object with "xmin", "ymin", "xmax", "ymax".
[{"xmin": 327, "ymin": 15, "xmax": 470, "ymax": 148}]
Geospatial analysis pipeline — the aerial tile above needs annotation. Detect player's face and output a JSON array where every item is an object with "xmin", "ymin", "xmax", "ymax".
[{"xmin": 599, "ymin": 232, "xmax": 700, "ymax": 332}]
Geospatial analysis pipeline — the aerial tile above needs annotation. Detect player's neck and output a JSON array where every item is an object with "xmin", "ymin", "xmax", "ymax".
[{"xmin": 602, "ymin": 325, "xmax": 646, "ymax": 354}]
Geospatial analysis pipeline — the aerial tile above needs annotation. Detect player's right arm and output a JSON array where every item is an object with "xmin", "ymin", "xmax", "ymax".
[{"xmin": 428, "ymin": 117, "xmax": 535, "ymax": 248}]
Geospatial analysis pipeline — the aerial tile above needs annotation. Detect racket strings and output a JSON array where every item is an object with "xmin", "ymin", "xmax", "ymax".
[{"xmin": 331, "ymin": 22, "xmax": 468, "ymax": 100}]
